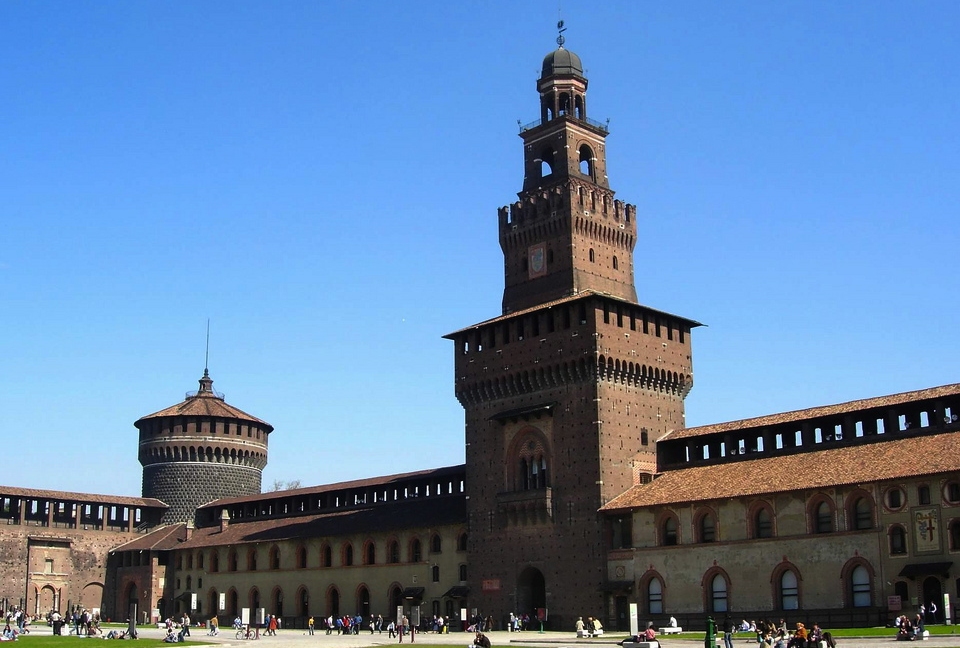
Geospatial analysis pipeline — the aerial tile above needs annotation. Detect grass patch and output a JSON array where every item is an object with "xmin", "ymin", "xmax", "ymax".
[{"xmin": 14, "ymin": 636, "xmax": 210, "ymax": 648}]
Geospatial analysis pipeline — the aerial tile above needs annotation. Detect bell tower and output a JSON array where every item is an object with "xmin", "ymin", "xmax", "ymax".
[
  {"xmin": 447, "ymin": 33, "xmax": 700, "ymax": 629},
  {"xmin": 501, "ymin": 42, "xmax": 638, "ymax": 314}
]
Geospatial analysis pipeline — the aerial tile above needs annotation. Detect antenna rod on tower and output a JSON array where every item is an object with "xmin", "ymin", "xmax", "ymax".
[{"xmin": 205, "ymin": 319, "xmax": 210, "ymax": 374}]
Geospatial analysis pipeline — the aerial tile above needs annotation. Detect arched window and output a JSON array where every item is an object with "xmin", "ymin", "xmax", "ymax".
[
  {"xmin": 540, "ymin": 147, "xmax": 555, "ymax": 178},
  {"xmin": 364, "ymin": 541, "xmax": 376, "ymax": 565},
  {"xmin": 660, "ymin": 514, "xmax": 679, "ymax": 546},
  {"xmin": 613, "ymin": 256, "xmax": 619, "ymax": 270},
  {"xmin": 269, "ymin": 546, "xmax": 280, "ymax": 570},
  {"xmin": 850, "ymin": 565, "xmax": 872, "ymax": 607},
  {"xmin": 457, "ymin": 532, "xmax": 468, "ymax": 552},
  {"xmin": 945, "ymin": 481, "xmax": 960, "ymax": 504},
  {"xmin": 579, "ymin": 144, "xmax": 594, "ymax": 177},
  {"xmin": 197, "ymin": 552, "xmax": 204, "ymax": 570},
  {"xmin": 919, "ymin": 485, "xmax": 931, "ymax": 505},
  {"xmin": 249, "ymin": 587, "xmax": 260, "ymax": 612},
  {"xmin": 510, "ymin": 429, "xmax": 550, "ymax": 491},
  {"xmin": 710, "ymin": 574, "xmax": 728, "ymax": 612},
  {"xmin": 247, "ymin": 548, "xmax": 257, "ymax": 571},
  {"xmin": 779, "ymin": 570, "xmax": 799, "ymax": 610},
  {"xmin": 208, "ymin": 588, "xmax": 217, "ymax": 616},
  {"xmin": 589, "ymin": 248, "xmax": 595, "ymax": 263},
  {"xmin": 321, "ymin": 544, "xmax": 332, "ymax": 568},
  {"xmin": 851, "ymin": 496, "xmax": 873, "ymax": 530},
  {"xmin": 751, "ymin": 503, "xmax": 774, "ymax": 539},
  {"xmin": 296, "ymin": 545, "xmax": 307, "ymax": 569},
  {"xmin": 388, "ymin": 540, "xmax": 400, "ymax": 564},
  {"xmin": 186, "ymin": 576, "xmax": 192, "ymax": 590},
  {"xmin": 814, "ymin": 501, "xmax": 833, "ymax": 533},
  {"xmin": 430, "ymin": 534, "xmax": 442, "ymax": 553},
  {"xmin": 210, "ymin": 551, "xmax": 220, "ymax": 573},
  {"xmin": 431, "ymin": 565, "xmax": 440, "ymax": 582},
  {"xmin": 890, "ymin": 525, "xmax": 907, "ymax": 554},
  {"xmin": 459, "ymin": 564, "xmax": 467, "ymax": 581},
  {"xmin": 343, "ymin": 543, "xmax": 354, "ymax": 567},
  {"xmin": 696, "ymin": 509, "xmax": 717, "ymax": 543},
  {"xmin": 646, "ymin": 577, "xmax": 663, "ymax": 614},
  {"xmin": 228, "ymin": 549, "xmax": 238, "ymax": 572},
  {"xmin": 410, "ymin": 538, "xmax": 422, "ymax": 563}
]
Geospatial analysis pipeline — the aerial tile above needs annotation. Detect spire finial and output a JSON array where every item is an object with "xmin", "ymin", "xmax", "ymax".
[{"xmin": 556, "ymin": 19, "xmax": 566, "ymax": 49}]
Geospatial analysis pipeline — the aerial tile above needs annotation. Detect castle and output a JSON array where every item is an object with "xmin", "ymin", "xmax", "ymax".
[{"xmin": 0, "ymin": 41, "xmax": 956, "ymax": 631}]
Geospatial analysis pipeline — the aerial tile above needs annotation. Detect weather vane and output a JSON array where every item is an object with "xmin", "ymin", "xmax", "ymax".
[{"xmin": 557, "ymin": 19, "xmax": 566, "ymax": 48}]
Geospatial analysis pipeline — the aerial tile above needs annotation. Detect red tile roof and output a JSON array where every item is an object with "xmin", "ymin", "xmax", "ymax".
[
  {"xmin": 111, "ymin": 524, "xmax": 187, "ymax": 552},
  {"xmin": 601, "ymin": 430, "xmax": 960, "ymax": 512},
  {"xmin": 136, "ymin": 372, "xmax": 273, "ymax": 430},
  {"xmin": 182, "ymin": 495, "xmax": 466, "ymax": 548},
  {"xmin": 665, "ymin": 383, "xmax": 960, "ymax": 440}
]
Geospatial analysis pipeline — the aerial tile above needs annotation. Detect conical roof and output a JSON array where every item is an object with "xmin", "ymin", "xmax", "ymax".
[{"xmin": 135, "ymin": 370, "xmax": 273, "ymax": 430}]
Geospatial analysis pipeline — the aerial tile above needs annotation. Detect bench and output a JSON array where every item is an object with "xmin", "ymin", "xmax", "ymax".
[
  {"xmin": 623, "ymin": 641, "xmax": 660, "ymax": 648},
  {"xmin": 661, "ymin": 627, "xmax": 683, "ymax": 634}
]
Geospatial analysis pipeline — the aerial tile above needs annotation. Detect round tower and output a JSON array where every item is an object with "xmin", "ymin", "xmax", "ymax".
[{"xmin": 135, "ymin": 369, "xmax": 273, "ymax": 525}]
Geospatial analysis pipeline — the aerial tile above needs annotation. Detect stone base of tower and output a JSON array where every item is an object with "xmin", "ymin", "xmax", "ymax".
[{"xmin": 143, "ymin": 463, "xmax": 262, "ymax": 525}]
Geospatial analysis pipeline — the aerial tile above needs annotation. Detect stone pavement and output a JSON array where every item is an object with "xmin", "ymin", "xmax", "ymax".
[{"xmin": 26, "ymin": 626, "xmax": 960, "ymax": 648}]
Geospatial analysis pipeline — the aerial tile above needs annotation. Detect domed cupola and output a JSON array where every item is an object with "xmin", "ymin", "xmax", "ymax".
[
  {"xmin": 541, "ymin": 47, "xmax": 584, "ymax": 80},
  {"xmin": 135, "ymin": 369, "xmax": 273, "ymax": 525}
]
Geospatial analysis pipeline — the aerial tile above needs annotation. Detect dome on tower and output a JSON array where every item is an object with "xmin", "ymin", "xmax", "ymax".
[{"xmin": 541, "ymin": 47, "xmax": 584, "ymax": 79}]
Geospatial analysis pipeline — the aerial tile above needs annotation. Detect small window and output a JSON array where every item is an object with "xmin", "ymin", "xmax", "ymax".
[
  {"xmin": 780, "ymin": 571, "xmax": 799, "ymax": 610},
  {"xmin": 589, "ymin": 248, "xmax": 595, "ymax": 263},
  {"xmin": 919, "ymin": 485, "xmax": 931, "ymax": 505},
  {"xmin": 388, "ymin": 541, "xmax": 400, "ymax": 564},
  {"xmin": 613, "ymin": 256, "xmax": 619, "ymax": 270},
  {"xmin": 851, "ymin": 565, "xmax": 872, "ymax": 607},
  {"xmin": 647, "ymin": 578, "xmax": 663, "ymax": 614},
  {"xmin": 853, "ymin": 497, "xmax": 873, "ymax": 530},
  {"xmin": 890, "ymin": 526, "xmax": 907, "ymax": 555},
  {"xmin": 457, "ymin": 533, "xmax": 467, "ymax": 552},
  {"xmin": 710, "ymin": 574, "xmax": 728, "ymax": 612},
  {"xmin": 459, "ymin": 564, "xmax": 467, "ymax": 581},
  {"xmin": 411, "ymin": 539, "xmax": 422, "ymax": 563},
  {"xmin": 755, "ymin": 507, "xmax": 774, "ymax": 539},
  {"xmin": 699, "ymin": 513, "xmax": 716, "ymax": 543},
  {"xmin": 886, "ymin": 487, "xmax": 904, "ymax": 510},
  {"xmin": 948, "ymin": 520, "xmax": 960, "ymax": 551},
  {"xmin": 343, "ymin": 544, "xmax": 354, "ymax": 566},
  {"xmin": 815, "ymin": 502, "xmax": 833, "ymax": 534},
  {"xmin": 661, "ymin": 516, "xmax": 678, "ymax": 546},
  {"xmin": 321, "ymin": 545, "xmax": 332, "ymax": 568},
  {"xmin": 431, "ymin": 565, "xmax": 440, "ymax": 582},
  {"xmin": 946, "ymin": 482, "xmax": 960, "ymax": 504},
  {"xmin": 431, "ymin": 534, "xmax": 442, "ymax": 553}
]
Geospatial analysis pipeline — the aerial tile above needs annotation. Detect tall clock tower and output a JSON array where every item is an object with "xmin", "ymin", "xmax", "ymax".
[{"xmin": 446, "ymin": 41, "xmax": 700, "ymax": 628}]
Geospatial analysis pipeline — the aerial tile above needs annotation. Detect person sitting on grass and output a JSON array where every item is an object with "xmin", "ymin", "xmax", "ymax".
[{"xmin": 472, "ymin": 631, "xmax": 491, "ymax": 648}]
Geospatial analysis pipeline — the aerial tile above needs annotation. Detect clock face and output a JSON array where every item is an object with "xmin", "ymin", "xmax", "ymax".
[{"xmin": 528, "ymin": 244, "xmax": 547, "ymax": 278}]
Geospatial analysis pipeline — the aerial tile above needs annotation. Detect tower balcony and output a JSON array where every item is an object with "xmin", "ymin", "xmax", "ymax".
[{"xmin": 520, "ymin": 114, "xmax": 608, "ymax": 134}]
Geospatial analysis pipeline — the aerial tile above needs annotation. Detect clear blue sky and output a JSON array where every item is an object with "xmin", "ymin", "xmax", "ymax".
[{"xmin": 2, "ymin": 2, "xmax": 958, "ymax": 497}]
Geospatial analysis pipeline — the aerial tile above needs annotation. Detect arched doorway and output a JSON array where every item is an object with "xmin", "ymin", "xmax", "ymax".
[
  {"xmin": 81, "ymin": 583, "xmax": 103, "ymax": 611},
  {"xmin": 517, "ymin": 567, "xmax": 546, "ymax": 620},
  {"xmin": 389, "ymin": 586, "xmax": 404, "ymax": 616},
  {"xmin": 923, "ymin": 577, "xmax": 943, "ymax": 623},
  {"xmin": 38, "ymin": 585, "xmax": 56, "ymax": 615},
  {"xmin": 327, "ymin": 588, "xmax": 340, "ymax": 618},
  {"xmin": 357, "ymin": 586, "xmax": 370, "ymax": 618},
  {"xmin": 124, "ymin": 582, "xmax": 139, "ymax": 621}
]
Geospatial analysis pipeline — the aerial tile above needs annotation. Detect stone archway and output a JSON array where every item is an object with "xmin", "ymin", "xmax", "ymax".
[{"xmin": 516, "ymin": 567, "xmax": 546, "ymax": 619}]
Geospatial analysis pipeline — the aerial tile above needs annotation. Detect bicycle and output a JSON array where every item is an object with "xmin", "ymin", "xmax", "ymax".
[{"xmin": 236, "ymin": 626, "xmax": 259, "ymax": 640}]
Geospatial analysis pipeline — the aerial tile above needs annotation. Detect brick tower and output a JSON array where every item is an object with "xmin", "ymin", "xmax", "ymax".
[
  {"xmin": 445, "ymin": 42, "xmax": 699, "ymax": 628},
  {"xmin": 135, "ymin": 369, "xmax": 272, "ymax": 525}
]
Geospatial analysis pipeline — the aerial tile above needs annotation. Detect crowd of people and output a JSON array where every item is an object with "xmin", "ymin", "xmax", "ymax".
[
  {"xmin": 575, "ymin": 616, "xmax": 604, "ymax": 637},
  {"xmin": 895, "ymin": 614, "xmax": 926, "ymax": 641},
  {"xmin": 720, "ymin": 617, "xmax": 835, "ymax": 648}
]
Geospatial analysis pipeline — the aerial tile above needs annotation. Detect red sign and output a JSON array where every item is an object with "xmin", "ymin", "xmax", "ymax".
[
  {"xmin": 888, "ymin": 595, "xmax": 902, "ymax": 611},
  {"xmin": 481, "ymin": 579, "xmax": 501, "ymax": 592}
]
